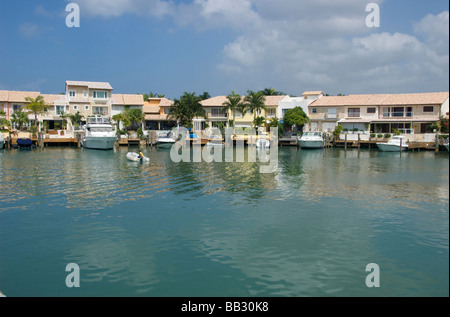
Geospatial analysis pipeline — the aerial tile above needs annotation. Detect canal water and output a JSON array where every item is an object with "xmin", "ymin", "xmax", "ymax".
[{"xmin": 0, "ymin": 146, "xmax": 448, "ymax": 297}]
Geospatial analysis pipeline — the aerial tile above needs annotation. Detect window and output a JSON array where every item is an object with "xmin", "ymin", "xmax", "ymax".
[
  {"xmin": 73, "ymin": 105, "xmax": 78, "ymax": 111},
  {"xmin": 93, "ymin": 91, "xmax": 108, "ymax": 99},
  {"xmin": 85, "ymin": 105, "xmax": 90, "ymax": 111},
  {"xmin": 312, "ymin": 108, "xmax": 317, "ymax": 114},
  {"xmin": 69, "ymin": 91, "xmax": 76, "ymax": 97},
  {"xmin": 164, "ymin": 108, "xmax": 171, "ymax": 115},
  {"xmin": 83, "ymin": 91, "xmax": 88, "ymax": 98},
  {"xmin": 392, "ymin": 107, "xmax": 404, "ymax": 117},
  {"xmin": 423, "ymin": 106, "xmax": 434, "ymax": 113},
  {"xmin": 367, "ymin": 108, "xmax": 376, "ymax": 114},
  {"xmin": 13, "ymin": 105, "xmax": 22, "ymax": 113},
  {"xmin": 406, "ymin": 107, "xmax": 413, "ymax": 117},
  {"xmin": 55, "ymin": 106, "xmax": 65, "ymax": 116},
  {"xmin": 383, "ymin": 107, "xmax": 390, "ymax": 117},
  {"xmin": 210, "ymin": 108, "xmax": 227, "ymax": 118},
  {"xmin": 348, "ymin": 108, "xmax": 360, "ymax": 117},
  {"xmin": 327, "ymin": 108, "xmax": 337, "ymax": 119},
  {"xmin": 266, "ymin": 109, "xmax": 276, "ymax": 118},
  {"xmin": 93, "ymin": 107, "xmax": 106, "ymax": 115}
]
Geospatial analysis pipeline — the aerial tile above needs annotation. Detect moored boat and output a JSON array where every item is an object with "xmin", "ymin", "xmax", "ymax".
[
  {"xmin": 81, "ymin": 116, "xmax": 117, "ymax": 150},
  {"xmin": 377, "ymin": 136, "xmax": 409, "ymax": 152},
  {"xmin": 17, "ymin": 138, "xmax": 33, "ymax": 148},
  {"xmin": 156, "ymin": 131, "xmax": 177, "ymax": 149},
  {"xmin": 256, "ymin": 138, "xmax": 270, "ymax": 149},
  {"xmin": 126, "ymin": 152, "xmax": 150, "ymax": 162},
  {"xmin": 298, "ymin": 132, "xmax": 324, "ymax": 149}
]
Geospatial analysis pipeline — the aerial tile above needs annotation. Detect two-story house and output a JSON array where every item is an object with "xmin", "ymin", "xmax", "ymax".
[
  {"xmin": 143, "ymin": 97, "xmax": 177, "ymax": 130},
  {"xmin": 308, "ymin": 92, "xmax": 449, "ymax": 138}
]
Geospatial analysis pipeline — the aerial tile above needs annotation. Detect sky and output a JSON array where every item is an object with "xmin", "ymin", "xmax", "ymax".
[{"xmin": 0, "ymin": 0, "xmax": 448, "ymax": 100}]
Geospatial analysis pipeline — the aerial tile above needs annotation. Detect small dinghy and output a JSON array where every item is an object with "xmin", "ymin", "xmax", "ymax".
[
  {"xmin": 126, "ymin": 152, "xmax": 150, "ymax": 163},
  {"xmin": 256, "ymin": 139, "xmax": 270, "ymax": 149}
]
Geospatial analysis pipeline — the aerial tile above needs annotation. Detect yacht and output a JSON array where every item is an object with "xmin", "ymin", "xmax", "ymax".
[
  {"xmin": 81, "ymin": 116, "xmax": 117, "ymax": 150},
  {"xmin": 156, "ymin": 131, "xmax": 177, "ymax": 149},
  {"xmin": 298, "ymin": 132, "xmax": 324, "ymax": 149},
  {"xmin": 377, "ymin": 135, "xmax": 409, "ymax": 152}
]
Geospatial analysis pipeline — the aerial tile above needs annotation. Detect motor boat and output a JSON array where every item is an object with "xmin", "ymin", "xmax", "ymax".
[
  {"xmin": 156, "ymin": 131, "xmax": 177, "ymax": 149},
  {"xmin": 126, "ymin": 152, "xmax": 150, "ymax": 163},
  {"xmin": 17, "ymin": 138, "xmax": 33, "ymax": 148},
  {"xmin": 81, "ymin": 116, "xmax": 117, "ymax": 150},
  {"xmin": 443, "ymin": 138, "xmax": 449, "ymax": 152},
  {"xmin": 377, "ymin": 135, "xmax": 409, "ymax": 152},
  {"xmin": 206, "ymin": 139, "xmax": 224, "ymax": 148},
  {"xmin": 256, "ymin": 138, "xmax": 270, "ymax": 149},
  {"xmin": 298, "ymin": 132, "xmax": 324, "ymax": 149}
]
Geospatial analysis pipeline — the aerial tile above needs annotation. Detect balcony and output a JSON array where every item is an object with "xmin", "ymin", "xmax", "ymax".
[{"xmin": 382, "ymin": 111, "xmax": 413, "ymax": 118}]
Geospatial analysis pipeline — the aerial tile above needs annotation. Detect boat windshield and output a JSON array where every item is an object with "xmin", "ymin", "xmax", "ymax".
[
  {"xmin": 89, "ymin": 127, "xmax": 114, "ymax": 133},
  {"xmin": 87, "ymin": 116, "xmax": 111, "ymax": 125},
  {"xmin": 313, "ymin": 132, "xmax": 322, "ymax": 137}
]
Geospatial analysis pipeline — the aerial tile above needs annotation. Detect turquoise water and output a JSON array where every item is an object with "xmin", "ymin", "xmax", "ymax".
[{"xmin": 0, "ymin": 146, "xmax": 448, "ymax": 297}]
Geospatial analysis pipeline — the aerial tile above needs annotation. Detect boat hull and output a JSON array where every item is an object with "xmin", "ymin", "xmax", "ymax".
[
  {"xmin": 377, "ymin": 143, "xmax": 408, "ymax": 152},
  {"xmin": 82, "ymin": 137, "xmax": 117, "ymax": 150},
  {"xmin": 126, "ymin": 152, "xmax": 150, "ymax": 162},
  {"xmin": 298, "ymin": 140, "xmax": 324, "ymax": 149},
  {"xmin": 17, "ymin": 138, "xmax": 33, "ymax": 148},
  {"xmin": 157, "ymin": 142, "xmax": 175, "ymax": 149}
]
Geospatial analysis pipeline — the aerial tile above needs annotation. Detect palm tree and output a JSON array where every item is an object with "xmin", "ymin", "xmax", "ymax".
[
  {"xmin": 112, "ymin": 112, "xmax": 130, "ymax": 132},
  {"xmin": 69, "ymin": 111, "xmax": 85, "ymax": 130},
  {"xmin": 0, "ymin": 110, "xmax": 9, "ymax": 129},
  {"xmin": 24, "ymin": 95, "xmax": 48, "ymax": 127},
  {"xmin": 126, "ymin": 108, "xmax": 145, "ymax": 130},
  {"xmin": 11, "ymin": 110, "xmax": 29, "ymax": 131},
  {"xmin": 261, "ymin": 88, "xmax": 284, "ymax": 96},
  {"xmin": 253, "ymin": 116, "xmax": 266, "ymax": 129},
  {"xmin": 222, "ymin": 91, "xmax": 244, "ymax": 131},
  {"xmin": 199, "ymin": 92, "xmax": 211, "ymax": 101},
  {"xmin": 244, "ymin": 90, "xmax": 266, "ymax": 126},
  {"xmin": 169, "ymin": 92, "xmax": 207, "ymax": 127}
]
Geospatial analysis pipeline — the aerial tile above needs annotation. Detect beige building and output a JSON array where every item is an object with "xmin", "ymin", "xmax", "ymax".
[
  {"xmin": 199, "ymin": 95, "xmax": 288, "ymax": 131},
  {"xmin": 0, "ymin": 81, "xmax": 144, "ymax": 133},
  {"xmin": 143, "ymin": 97, "xmax": 177, "ymax": 130},
  {"xmin": 308, "ymin": 92, "xmax": 449, "ymax": 138}
]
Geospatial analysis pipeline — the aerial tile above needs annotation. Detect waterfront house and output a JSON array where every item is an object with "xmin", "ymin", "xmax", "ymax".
[
  {"xmin": 199, "ymin": 94, "xmax": 289, "ymax": 131},
  {"xmin": 279, "ymin": 91, "xmax": 324, "ymax": 121},
  {"xmin": 65, "ymin": 81, "xmax": 114, "ymax": 118},
  {"xmin": 307, "ymin": 92, "xmax": 449, "ymax": 141},
  {"xmin": 143, "ymin": 97, "xmax": 177, "ymax": 131}
]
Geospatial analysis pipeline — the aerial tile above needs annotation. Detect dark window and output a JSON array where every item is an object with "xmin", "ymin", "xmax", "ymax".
[
  {"xmin": 348, "ymin": 108, "xmax": 360, "ymax": 117},
  {"xmin": 312, "ymin": 108, "xmax": 317, "ymax": 114},
  {"xmin": 423, "ymin": 106, "xmax": 434, "ymax": 113},
  {"xmin": 367, "ymin": 108, "xmax": 376, "ymax": 114}
]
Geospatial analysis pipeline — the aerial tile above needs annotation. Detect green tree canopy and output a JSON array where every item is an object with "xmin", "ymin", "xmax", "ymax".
[
  {"xmin": 222, "ymin": 91, "xmax": 244, "ymax": 130},
  {"xmin": 168, "ymin": 92, "xmax": 207, "ymax": 127},
  {"xmin": 283, "ymin": 107, "xmax": 309, "ymax": 129},
  {"xmin": 24, "ymin": 95, "xmax": 48, "ymax": 124},
  {"xmin": 260, "ymin": 88, "xmax": 285, "ymax": 96},
  {"xmin": 11, "ymin": 110, "xmax": 29, "ymax": 130},
  {"xmin": 244, "ymin": 90, "xmax": 266, "ymax": 121}
]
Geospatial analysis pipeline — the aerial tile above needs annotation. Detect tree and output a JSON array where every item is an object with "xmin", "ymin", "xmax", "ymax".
[
  {"xmin": 24, "ymin": 95, "xmax": 48, "ymax": 126},
  {"xmin": 261, "ymin": 88, "xmax": 284, "ymax": 96},
  {"xmin": 69, "ymin": 111, "xmax": 85, "ymax": 129},
  {"xmin": 222, "ymin": 91, "xmax": 244, "ymax": 131},
  {"xmin": 0, "ymin": 110, "xmax": 10, "ymax": 130},
  {"xmin": 112, "ymin": 112, "xmax": 130, "ymax": 131},
  {"xmin": 283, "ymin": 107, "xmax": 309, "ymax": 131},
  {"xmin": 126, "ymin": 108, "xmax": 145, "ymax": 130},
  {"xmin": 11, "ymin": 110, "xmax": 29, "ymax": 130},
  {"xmin": 199, "ymin": 92, "xmax": 211, "ymax": 101},
  {"xmin": 143, "ymin": 92, "xmax": 165, "ymax": 101},
  {"xmin": 253, "ymin": 116, "xmax": 266, "ymax": 128},
  {"xmin": 244, "ymin": 90, "xmax": 266, "ymax": 124},
  {"xmin": 168, "ymin": 92, "xmax": 207, "ymax": 127}
]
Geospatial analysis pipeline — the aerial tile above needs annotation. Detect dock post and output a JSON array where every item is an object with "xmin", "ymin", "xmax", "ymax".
[
  {"xmin": 345, "ymin": 134, "xmax": 347, "ymax": 150},
  {"xmin": 435, "ymin": 133, "xmax": 439, "ymax": 153},
  {"xmin": 358, "ymin": 134, "xmax": 361, "ymax": 150}
]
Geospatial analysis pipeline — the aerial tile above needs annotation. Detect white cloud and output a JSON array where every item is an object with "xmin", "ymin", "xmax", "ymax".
[
  {"xmin": 18, "ymin": 23, "xmax": 41, "ymax": 38},
  {"xmin": 74, "ymin": 0, "xmax": 175, "ymax": 18},
  {"xmin": 414, "ymin": 11, "xmax": 449, "ymax": 55}
]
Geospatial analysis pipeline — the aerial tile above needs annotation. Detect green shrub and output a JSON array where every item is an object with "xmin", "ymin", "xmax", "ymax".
[
  {"xmin": 377, "ymin": 134, "xmax": 383, "ymax": 138},
  {"xmin": 370, "ymin": 134, "xmax": 376, "ymax": 138},
  {"xmin": 384, "ymin": 133, "xmax": 392, "ymax": 139}
]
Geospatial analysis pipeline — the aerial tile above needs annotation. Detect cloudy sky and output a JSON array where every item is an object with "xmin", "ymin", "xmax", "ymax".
[{"xmin": 0, "ymin": 0, "xmax": 448, "ymax": 99}]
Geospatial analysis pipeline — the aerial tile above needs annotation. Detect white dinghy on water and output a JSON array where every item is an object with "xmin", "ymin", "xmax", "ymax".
[{"xmin": 126, "ymin": 152, "xmax": 150, "ymax": 163}]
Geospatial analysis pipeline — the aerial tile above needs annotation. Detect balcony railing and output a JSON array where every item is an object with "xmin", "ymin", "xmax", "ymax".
[{"xmin": 382, "ymin": 112, "xmax": 414, "ymax": 118}]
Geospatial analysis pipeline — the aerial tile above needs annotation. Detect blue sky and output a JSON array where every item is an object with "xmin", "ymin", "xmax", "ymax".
[{"xmin": 0, "ymin": 0, "xmax": 448, "ymax": 99}]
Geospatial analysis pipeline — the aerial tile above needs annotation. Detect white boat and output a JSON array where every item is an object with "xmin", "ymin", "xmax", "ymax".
[
  {"xmin": 82, "ymin": 116, "xmax": 117, "ymax": 150},
  {"xmin": 256, "ymin": 139, "xmax": 270, "ymax": 149},
  {"xmin": 126, "ymin": 152, "xmax": 150, "ymax": 162},
  {"xmin": 377, "ymin": 136, "xmax": 409, "ymax": 152},
  {"xmin": 444, "ymin": 138, "xmax": 449, "ymax": 152},
  {"xmin": 156, "ymin": 131, "xmax": 177, "ymax": 149},
  {"xmin": 298, "ymin": 132, "xmax": 324, "ymax": 149}
]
